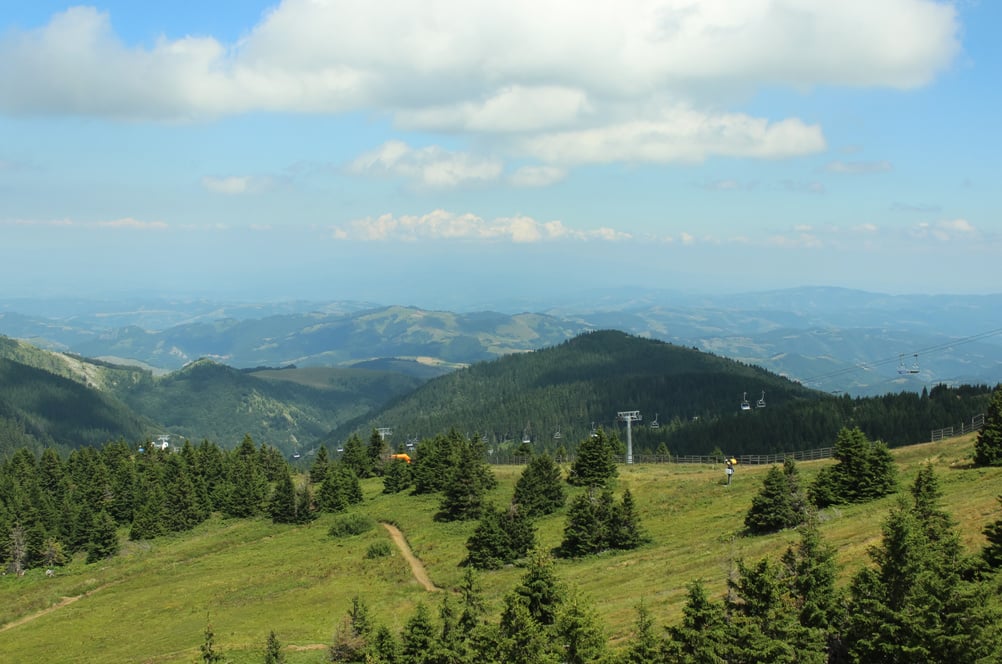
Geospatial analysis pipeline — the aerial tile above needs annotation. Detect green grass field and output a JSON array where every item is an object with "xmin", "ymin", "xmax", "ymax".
[{"xmin": 1, "ymin": 433, "xmax": 999, "ymax": 662}]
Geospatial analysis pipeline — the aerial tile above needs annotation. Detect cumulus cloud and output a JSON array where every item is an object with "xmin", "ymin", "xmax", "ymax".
[
  {"xmin": 347, "ymin": 141, "xmax": 503, "ymax": 188},
  {"xmin": 0, "ymin": 1, "xmax": 960, "ymax": 166},
  {"xmin": 331, "ymin": 210, "xmax": 630, "ymax": 243}
]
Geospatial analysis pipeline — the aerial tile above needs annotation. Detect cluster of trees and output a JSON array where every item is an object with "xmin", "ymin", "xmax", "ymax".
[
  {"xmin": 220, "ymin": 467, "xmax": 1002, "ymax": 663},
  {"xmin": 745, "ymin": 427, "xmax": 898, "ymax": 535},
  {"xmin": 0, "ymin": 433, "xmax": 373, "ymax": 575}
]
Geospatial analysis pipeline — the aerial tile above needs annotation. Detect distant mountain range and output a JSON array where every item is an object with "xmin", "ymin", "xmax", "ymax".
[{"xmin": 2, "ymin": 287, "xmax": 1001, "ymax": 396}]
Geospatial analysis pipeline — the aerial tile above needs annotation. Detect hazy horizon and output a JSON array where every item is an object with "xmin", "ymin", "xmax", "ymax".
[{"xmin": 3, "ymin": 2, "xmax": 999, "ymax": 304}]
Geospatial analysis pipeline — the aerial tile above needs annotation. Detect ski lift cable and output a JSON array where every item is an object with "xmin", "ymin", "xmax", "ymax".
[{"xmin": 797, "ymin": 325, "xmax": 1002, "ymax": 387}]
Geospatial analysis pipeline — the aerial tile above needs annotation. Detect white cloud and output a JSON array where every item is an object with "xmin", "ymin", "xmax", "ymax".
[
  {"xmin": 348, "ymin": 141, "xmax": 503, "ymax": 188},
  {"xmin": 909, "ymin": 218, "xmax": 978, "ymax": 242},
  {"xmin": 331, "ymin": 210, "xmax": 628, "ymax": 243},
  {"xmin": 201, "ymin": 175, "xmax": 272, "ymax": 194},
  {"xmin": 2, "ymin": 216, "xmax": 167, "ymax": 230},
  {"xmin": 522, "ymin": 110, "xmax": 825, "ymax": 164},
  {"xmin": 509, "ymin": 165, "xmax": 567, "ymax": 188},
  {"xmin": 0, "ymin": 1, "xmax": 959, "ymax": 165},
  {"xmin": 826, "ymin": 160, "xmax": 894, "ymax": 174}
]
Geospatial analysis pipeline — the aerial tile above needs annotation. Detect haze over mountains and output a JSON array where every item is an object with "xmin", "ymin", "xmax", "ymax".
[{"xmin": 2, "ymin": 286, "xmax": 1000, "ymax": 397}]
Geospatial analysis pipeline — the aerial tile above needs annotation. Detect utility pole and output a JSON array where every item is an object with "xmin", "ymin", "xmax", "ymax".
[
  {"xmin": 617, "ymin": 410, "xmax": 642, "ymax": 464},
  {"xmin": 376, "ymin": 427, "xmax": 393, "ymax": 441}
]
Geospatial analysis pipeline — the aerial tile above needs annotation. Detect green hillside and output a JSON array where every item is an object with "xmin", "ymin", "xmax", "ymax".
[
  {"xmin": 0, "ymin": 356, "xmax": 152, "ymax": 457},
  {"xmin": 0, "ymin": 433, "xmax": 998, "ymax": 662},
  {"xmin": 331, "ymin": 330, "xmax": 992, "ymax": 458}
]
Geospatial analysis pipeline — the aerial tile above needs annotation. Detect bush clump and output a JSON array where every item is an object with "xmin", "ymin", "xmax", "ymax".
[
  {"xmin": 366, "ymin": 540, "xmax": 393, "ymax": 559},
  {"xmin": 329, "ymin": 513, "xmax": 376, "ymax": 538}
]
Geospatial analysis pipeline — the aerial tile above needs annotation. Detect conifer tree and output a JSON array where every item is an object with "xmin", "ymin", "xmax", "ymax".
[
  {"xmin": 162, "ymin": 454, "xmax": 207, "ymax": 532},
  {"xmin": 496, "ymin": 592, "xmax": 554, "ymax": 664},
  {"xmin": 129, "ymin": 472, "xmax": 166, "ymax": 541},
  {"xmin": 745, "ymin": 465, "xmax": 799, "ymax": 534},
  {"xmin": 610, "ymin": 488, "xmax": 648, "ymax": 549},
  {"xmin": 400, "ymin": 603, "xmax": 437, "ymax": 664},
  {"xmin": 809, "ymin": 427, "xmax": 897, "ymax": 507},
  {"xmin": 513, "ymin": 453, "xmax": 565, "ymax": 517},
  {"xmin": 623, "ymin": 600, "xmax": 662, "ymax": 664},
  {"xmin": 437, "ymin": 434, "xmax": 495, "ymax": 521},
  {"xmin": 568, "ymin": 427, "xmax": 617, "ymax": 487},
  {"xmin": 268, "ymin": 471, "xmax": 297, "ymax": 524},
  {"xmin": 458, "ymin": 567, "xmax": 487, "ymax": 632},
  {"xmin": 200, "ymin": 621, "xmax": 222, "ymax": 663},
  {"xmin": 974, "ymin": 385, "xmax": 1002, "ymax": 466},
  {"xmin": 465, "ymin": 502, "xmax": 536, "ymax": 569},
  {"xmin": 223, "ymin": 435, "xmax": 269, "ymax": 518},
  {"xmin": 663, "ymin": 580, "xmax": 729, "ymax": 664},
  {"xmin": 86, "ymin": 508, "xmax": 119, "ymax": 563},
  {"xmin": 514, "ymin": 550, "xmax": 565, "ymax": 627},
  {"xmin": 554, "ymin": 588, "xmax": 606, "ymax": 664},
  {"xmin": 309, "ymin": 445, "xmax": 330, "ymax": 484},
  {"xmin": 340, "ymin": 434, "xmax": 371, "ymax": 479},
  {"xmin": 367, "ymin": 429, "xmax": 387, "ymax": 476},
  {"xmin": 264, "ymin": 630, "xmax": 285, "ymax": 664},
  {"xmin": 381, "ymin": 457, "xmax": 411, "ymax": 494},
  {"xmin": 982, "ymin": 496, "xmax": 1002, "ymax": 569}
]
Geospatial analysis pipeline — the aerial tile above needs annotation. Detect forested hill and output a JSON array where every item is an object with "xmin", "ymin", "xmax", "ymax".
[
  {"xmin": 331, "ymin": 330, "xmax": 994, "ymax": 458},
  {"xmin": 330, "ymin": 329, "xmax": 823, "ymax": 449},
  {"xmin": 0, "ymin": 357, "xmax": 151, "ymax": 457}
]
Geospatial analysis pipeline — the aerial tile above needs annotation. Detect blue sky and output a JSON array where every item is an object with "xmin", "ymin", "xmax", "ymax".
[{"xmin": 1, "ymin": 1, "xmax": 999, "ymax": 306}]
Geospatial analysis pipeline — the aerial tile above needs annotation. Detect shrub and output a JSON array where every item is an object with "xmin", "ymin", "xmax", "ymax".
[
  {"xmin": 366, "ymin": 541, "xmax": 393, "ymax": 559},
  {"xmin": 329, "ymin": 513, "xmax": 375, "ymax": 538}
]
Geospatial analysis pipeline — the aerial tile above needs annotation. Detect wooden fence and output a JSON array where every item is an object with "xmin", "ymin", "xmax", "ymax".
[{"xmin": 931, "ymin": 413, "xmax": 985, "ymax": 442}]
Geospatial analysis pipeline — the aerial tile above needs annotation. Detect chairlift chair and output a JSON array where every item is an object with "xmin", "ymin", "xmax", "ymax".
[
  {"xmin": 740, "ymin": 392, "xmax": 751, "ymax": 411},
  {"xmin": 756, "ymin": 391, "xmax": 766, "ymax": 408},
  {"xmin": 650, "ymin": 413, "xmax": 660, "ymax": 429},
  {"xmin": 897, "ymin": 353, "xmax": 921, "ymax": 375}
]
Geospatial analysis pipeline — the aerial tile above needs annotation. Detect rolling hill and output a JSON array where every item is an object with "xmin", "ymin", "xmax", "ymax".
[{"xmin": 0, "ymin": 432, "xmax": 997, "ymax": 663}]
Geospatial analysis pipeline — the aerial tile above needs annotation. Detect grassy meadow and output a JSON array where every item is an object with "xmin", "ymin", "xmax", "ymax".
[{"xmin": 1, "ymin": 433, "xmax": 999, "ymax": 662}]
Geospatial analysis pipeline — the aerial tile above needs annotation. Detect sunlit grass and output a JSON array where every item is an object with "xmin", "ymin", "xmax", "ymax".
[{"xmin": 1, "ymin": 433, "xmax": 998, "ymax": 662}]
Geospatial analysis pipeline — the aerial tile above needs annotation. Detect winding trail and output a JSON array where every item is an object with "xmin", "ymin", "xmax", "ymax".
[
  {"xmin": 0, "ymin": 583, "xmax": 111, "ymax": 633},
  {"xmin": 381, "ymin": 522, "xmax": 440, "ymax": 592}
]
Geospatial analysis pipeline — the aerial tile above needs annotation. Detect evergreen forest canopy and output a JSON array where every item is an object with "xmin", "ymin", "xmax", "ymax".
[{"xmin": 0, "ymin": 330, "xmax": 996, "ymax": 462}]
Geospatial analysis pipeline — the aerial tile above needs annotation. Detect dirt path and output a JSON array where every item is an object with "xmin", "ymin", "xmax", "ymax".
[
  {"xmin": 381, "ymin": 522, "xmax": 440, "ymax": 592},
  {"xmin": 0, "ymin": 583, "xmax": 111, "ymax": 633}
]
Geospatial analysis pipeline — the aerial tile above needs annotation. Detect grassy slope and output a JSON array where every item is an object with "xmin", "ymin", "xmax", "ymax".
[{"xmin": 1, "ymin": 433, "xmax": 999, "ymax": 663}]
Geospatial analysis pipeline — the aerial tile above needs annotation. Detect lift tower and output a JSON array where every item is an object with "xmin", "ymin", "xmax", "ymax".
[{"xmin": 617, "ymin": 410, "xmax": 642, "ymax": 464}]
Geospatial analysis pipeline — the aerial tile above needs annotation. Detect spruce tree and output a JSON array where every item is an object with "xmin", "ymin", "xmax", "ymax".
[
  {"xmin": 400, "ymin": 603, "xmax": 437, "ymax": 664},
  {"xmin": 513, "ymin": 453, "xmax": 566, "ymax": 517},
  {"xmin": 437, "ymin": 435, "xmax": 495, "ymax": 522},
  {"xmin": 610, "ymin": 488, "xmax": 647, "ymax": 549},
  {"xmin": 809, "ymin": 427, "xmax": 897, "ymax": 507},
  {"xmin": 86, "ymin": 509, "xmax": 119, "ymax": 563},
  {"xmin": 623, "ymin": 600, "xmax": 662, "ymax": 664},
  {"xmin": 340, "ymin": 434, "xmax": 371, "ymax": 479},
  {"xmin": 367, "ymin": 429, "xmax": 387, "ymax": 476},
  {"xmin": 745, "ymin": 465, "xmax": 798, "ymax": 534},
  {"xmin": 663, "ymin": 580, "xmax": 729, "ymax": 664},
  {"xmin": 264, "ymin": 630, "xmax": 285, "ymax": 664},
  {"xmin": 554, "ymin": 589, "xmax": 606, "ymax": 664},
  {"xmin": 982, "ymin": 496, "xmax": 1002, "ymax": 569},
  {"xmin": 974, "ymin": 385, "xmax": 1002, "ymax": 466},
  {"xmin": 309, "ymin": 445, "xmax": 330, "ymax": 484},
  {"xmin": 382, "ymin": 457, "xmax": 411, "ymax": 494},
  {"xmin": 268, "ymin": 471, "xmax": 297, "ymax": 524},
  {"xmin": 513, "ymin": 550, "xmax": 565, "ymax": 627},
  {"xmin": 568, "ymin": 427, "xmax": 617, "ymax": 487}
]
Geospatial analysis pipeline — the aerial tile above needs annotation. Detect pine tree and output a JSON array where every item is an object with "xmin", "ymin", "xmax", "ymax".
[
  {"xmin": 458, "ymin": 567, "xmax": 487, "ymax": 632},
  {"xmin": 610, "ymin": 488, "xmax": 647, "ymax": 549},
  {"xmin": 264, "ymin": 630, "xmax": 285, "ymax": 664},
  {"xmin": 554, "ymin": 588, "xmax": 606, "ymax": 664},
  {"xmin": 560, "ymin": 490, "xmax": 604, "ymax": 557},
  {"xmin": 568, "ymin": 427, "xmax": 617, "ymax": 487},
  {"xmin": 974, "ymin": 385, "xmax": 1002, "ymax": 466},
  {"xmin": 382, "ymin": 457, "xmax": 411, "ymax": 494},
  {"xmin": 623, "ymin": 600, "xmax": 662, "ymax": 664},
  {"xmin": 223, "ymin": 435, "xmax": 269, "ymax": 518},
  {"xmin": 465, "ymin": 502, "xmax": 536, "ymax": 569},
  {"xmin": 514, "ymin": 550, "xmax": 565, "ymax": 627},
  {"xmin": 86, "ymin": 509, "xmax": 119, "ymax": 563},
  {"xmin": 512, "ymin": 453, "xmax": 565, "ymax": 517},
  {"xmin": 268, "ymin": 471, "xmax": 297, "ymax": 524},
  {"xmin": 309, "ymin": 445, "xmax": 330, "ymax": 484},
  {"xmin": 663, "ymin": 580, "xmax": 729, "ymax": 664},
  {"xmin": 809, "ymin": 427, "xmax": 897, "ymax": 507},
  {"xmin": 200, "ymin": 621, "xmax": 223, "ymax": 663},
  {"xmin": 982, "ymin": 496, "xmax": 1002, "ymax": 569},
  {"xmin": 846, "ymin": 469, "xmax": 1002, "ymax": 663},
  {"xmin": 367, "ymin": 429, "xmax": 387, "ymax": 476},
  {"xmin": 340, "ymin": 434, "xmax": 371, "ymax": 479},
  {"xmin": 745, "ymin": 465, "xmax": 798, "ymax": 534},
  {"xmin": 436, "ymin": 435, "xmax": 495, "ymax": 522},
  {"xmin": 400, "ymin": 603, "xmax": 437, "ymax": 664},
  {"xmin": 497, "ymin": 592, "xmax": 554, "ymax": 664},
  {"xmin": 129, "ymin": 472, "xmax": 166, "ymax": 541}
]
